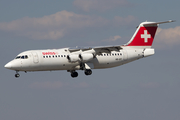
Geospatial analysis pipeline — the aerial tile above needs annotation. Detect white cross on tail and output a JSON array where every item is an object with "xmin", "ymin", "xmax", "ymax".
[{"xmin": 141, "ymin": 30, "xmax": 151, "ymax": 43}]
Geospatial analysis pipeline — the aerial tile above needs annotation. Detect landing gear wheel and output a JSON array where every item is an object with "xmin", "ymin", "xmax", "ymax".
[
  {"xmin": 15, "ymin": 71, "xmax": 20, "ymax": 78},
  {"xmin": 84, "ymin": 69, "xmax": 92, "ymax": 76},
  {"xmin": 15, "ymin": 73, "xmax": 20, "ymax": 78},
  {"xmin": 71, "ymin": 71, "xmax": 78, "ymax": 78}
]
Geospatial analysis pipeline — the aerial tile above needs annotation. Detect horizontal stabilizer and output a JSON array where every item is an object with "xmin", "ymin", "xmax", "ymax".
[{"xmin": 141, "ymin": 20, "xmax": 175, "ymax": 26}]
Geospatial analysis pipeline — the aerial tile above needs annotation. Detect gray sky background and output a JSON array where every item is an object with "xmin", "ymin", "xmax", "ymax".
[{"xmin": 1, "ymin": 0, "xmax": 180, "ymax": 120}]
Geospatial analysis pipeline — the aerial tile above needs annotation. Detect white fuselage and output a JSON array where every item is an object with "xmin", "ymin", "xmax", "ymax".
[{"xmin": 5, "ymin": 47, "xmax": 154, "ymax": 72}]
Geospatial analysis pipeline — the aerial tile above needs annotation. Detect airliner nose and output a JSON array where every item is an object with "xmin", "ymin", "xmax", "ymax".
[{"xmin": 4, "ymin": 62, "xmax": 12, "ymax": 69}]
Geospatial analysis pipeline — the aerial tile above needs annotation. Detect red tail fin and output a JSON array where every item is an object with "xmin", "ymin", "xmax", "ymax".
[{"xmin": 125, "ymin": 20, "xmax": 174, "ymax": 48}]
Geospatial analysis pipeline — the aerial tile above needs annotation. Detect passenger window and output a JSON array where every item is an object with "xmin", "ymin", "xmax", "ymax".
[
  {"xmin": 43, "ymin": 56, "xmax": 45, "ymax": 58},
  {"xmin": 58, "ymin": 55, "xmax": 60, "ymax": 57},
  {"xmin": 46, "ymin": 56, "xmax": 48, "ymax": 58},
  {"xmin": 112, "ymin": 54, "xmax": 114, "ymax": 56},
  {"xmin": 49, "ymin": 56, "xmax": 51, "ymax": 58},
  {"xmin": 61, "ymin": 55, "xmax": 63, "ymax": 57},
  {"xmin": 64, "ymin": 55, "xmax": 66, "ymax": 57}
]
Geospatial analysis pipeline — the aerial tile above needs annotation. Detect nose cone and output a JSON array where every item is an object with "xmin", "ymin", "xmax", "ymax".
[{"xmin": 4, "ymin": 62, "xmax": 12, "ymax": 69}]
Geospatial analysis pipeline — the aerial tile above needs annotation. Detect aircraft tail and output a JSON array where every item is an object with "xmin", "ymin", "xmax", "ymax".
[{"xmin": 125, "ymin": 20, "xmax": 174, "ymax": 48}]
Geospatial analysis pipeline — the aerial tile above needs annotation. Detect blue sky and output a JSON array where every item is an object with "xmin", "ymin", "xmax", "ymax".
[{"xmin": 1, "ymin": 0, "xmax": 180, "ymax": 120}]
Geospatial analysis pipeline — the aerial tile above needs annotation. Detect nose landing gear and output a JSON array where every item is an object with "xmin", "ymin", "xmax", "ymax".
[{"xmin": 15, "ymin": 71, "xmax": 20, "ymax": 78}]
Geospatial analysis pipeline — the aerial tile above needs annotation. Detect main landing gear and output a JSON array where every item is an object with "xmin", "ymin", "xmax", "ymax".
[
  {"xmin": 15, "ymin": 71, "xmax": 20, "ymax": 78},
  {"xmin": 68, "ymin": 62, "xmax": 93, "ymax": 78},
  {"xmin": 71, "ymin": 71, "xmax": 78, "ymax": 78},
  {"xmin": 84, "ymin": 69, "xmax": 92, "ymax": 76},
  {"xmin": 68, "ymin": 69, "xmax": 92, "ymax": 78}
]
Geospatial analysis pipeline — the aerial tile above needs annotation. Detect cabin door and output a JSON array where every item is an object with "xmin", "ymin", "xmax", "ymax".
[{"xmin": 32, "ymin": 52, "xmax": 39, "ymax": 63}]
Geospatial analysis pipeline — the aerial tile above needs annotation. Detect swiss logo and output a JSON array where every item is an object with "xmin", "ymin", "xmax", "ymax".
[{"xmin": 141, "ymin": 30, "xmax": 151, "ymax": 43}]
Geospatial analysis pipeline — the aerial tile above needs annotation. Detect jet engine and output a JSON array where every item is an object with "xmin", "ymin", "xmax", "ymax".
[
  {"xmin": 79, "ymin": 53, "xmax": 94, "ymax": 62},
  {"xmin": 67, "ymin": 53, "xmax": 94, "ymax": 63},
  {"xmin": 67, "ymin": 54, "xmax": 80, "ymax": 62}
]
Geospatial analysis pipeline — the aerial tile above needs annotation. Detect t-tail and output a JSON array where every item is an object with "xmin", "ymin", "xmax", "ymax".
[{"xmin": 125, "ymin": 20, "xmax": 174, "ymax": 48}]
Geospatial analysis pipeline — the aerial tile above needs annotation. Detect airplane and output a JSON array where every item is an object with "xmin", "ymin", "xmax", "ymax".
[{"xmin": 4, "ymin": 20, "xmax": 174, "ymax": 78}]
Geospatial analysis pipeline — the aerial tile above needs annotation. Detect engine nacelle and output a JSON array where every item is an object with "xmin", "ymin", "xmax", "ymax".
[
  {"xmin": 79, "ymin": 53, "xmax": 94, "ymax": 62},
  {"xmin": 67, "ymin": 54, "xmax": 80, "ymax": 62}
]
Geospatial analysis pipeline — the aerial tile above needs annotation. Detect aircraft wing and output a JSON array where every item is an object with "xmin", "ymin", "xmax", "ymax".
[{"xmin": 68, "ymin": 45, "xmax": 122, "ymax": 53}]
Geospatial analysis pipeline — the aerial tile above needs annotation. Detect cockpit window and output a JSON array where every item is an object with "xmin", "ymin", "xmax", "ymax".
[
  {"xmin": 21, "ymin": 56, "xmax": 25, "ymax": 59},
  {"xmin": 15, "ymin": 56, "xmax": 21, "ymax": 59},
  {"xmin": 15, "ymin": 55, "xmax": 28, "ymax": 59},
  {"xmin": 25, "ymin": 55, "xmax": 28, "ymax": 59}
]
